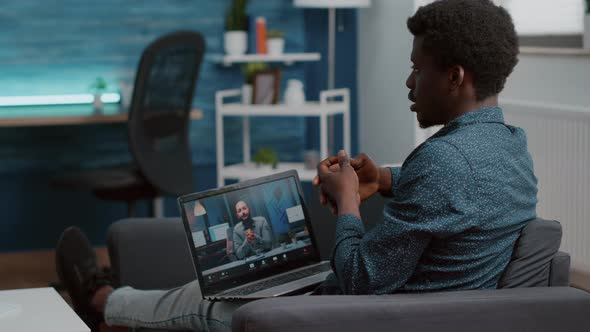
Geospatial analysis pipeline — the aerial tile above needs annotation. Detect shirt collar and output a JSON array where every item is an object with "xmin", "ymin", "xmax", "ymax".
[
  {"xmin": 448, "ymin": 106, "xmax": 504, "ymax": 127},
  {"xmin": 435, "ymin": 106, "xmax": 504, "ymax": 136}
]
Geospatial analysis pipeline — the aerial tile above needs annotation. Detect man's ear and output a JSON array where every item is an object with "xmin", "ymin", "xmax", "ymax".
[{"xmin": 448, "ymin": 65, "xmax": 465, "ymax": 91}]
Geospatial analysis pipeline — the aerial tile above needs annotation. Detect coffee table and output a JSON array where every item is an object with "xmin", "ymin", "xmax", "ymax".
[{"xmin": 0, "ymin": 287, "xmax": 89, "ymax": 332}]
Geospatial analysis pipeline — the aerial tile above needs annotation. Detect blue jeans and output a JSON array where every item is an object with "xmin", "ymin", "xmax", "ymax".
[
  {"xmin": 103, "ymin": 273, "xmax": 339, "ymax": 331},
  {"xmin": 104, "ymin": 279, "xmax": 250, "ymax": 332}
]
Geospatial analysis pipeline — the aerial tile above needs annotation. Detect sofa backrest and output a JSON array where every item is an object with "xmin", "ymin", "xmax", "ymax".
[
  {"xmin": 108, "ymin": 218, "xmax": 198, "ymax": 290},
  {"xmin": 499, "ymin": 218, "xmax": 568, "ymax": 288}
]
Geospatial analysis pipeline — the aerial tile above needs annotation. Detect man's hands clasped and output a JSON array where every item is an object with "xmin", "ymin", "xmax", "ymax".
[
  {"xmin": 245, "ymin": 229, "xmax": 257, "ymax": 244},
  {"xmin": 313, "ymin": 150, "xmax": 382, "ymax": 217}
]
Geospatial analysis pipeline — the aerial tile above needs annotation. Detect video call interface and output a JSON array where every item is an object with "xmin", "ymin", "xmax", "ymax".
[{"xmin": 182, "ymin": 176, "xmax": 313, "ymax": 286}]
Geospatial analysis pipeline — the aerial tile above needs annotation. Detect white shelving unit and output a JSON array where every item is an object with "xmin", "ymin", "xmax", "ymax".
[
  {"xmin": 212, "ymin": 53, "xmax": 321, "ymax": 66},
  {"xmin": 216, "ymin": 88, "xmax": 350, "ymax": 186}
]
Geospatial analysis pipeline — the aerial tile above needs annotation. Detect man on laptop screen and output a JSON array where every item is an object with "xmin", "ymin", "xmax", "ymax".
[{"xmin": 231, "ymin": 200, "xmax": 273, "ymax": 259}]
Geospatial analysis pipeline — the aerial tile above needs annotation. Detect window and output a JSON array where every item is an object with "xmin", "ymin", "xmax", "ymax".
[
  {"xmin": 414, "ymin": 0, "xmax": 585, "ymax": 35},
  {"xmin": 501, "ymin": 0, "xmax": 584, "ymax": 36}
]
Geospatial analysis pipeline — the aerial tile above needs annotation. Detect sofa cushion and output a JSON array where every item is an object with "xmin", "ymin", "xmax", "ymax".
[{"xmin": 498, "ymin": 218, "xmax": 562, "ymax": 288}]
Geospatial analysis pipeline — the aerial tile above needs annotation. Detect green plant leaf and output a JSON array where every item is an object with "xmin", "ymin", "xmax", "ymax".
[
  {"xmin": 225, "ymin": 0, "xmax": 249, "ymax": 31},
  {"xmin": 267, "ymin": 30, "xmax": 284, "ymax": 39},
  {"xmin": 241, "ymin": 62, "xmax": 268, "ymax": 84},
  {"xmin": 89, "ymin": 77, "xmax": 107, "ymax": 93},
  {"xmin": 252, "ymin": 147, "xmax": 279, "ymax": 166}
]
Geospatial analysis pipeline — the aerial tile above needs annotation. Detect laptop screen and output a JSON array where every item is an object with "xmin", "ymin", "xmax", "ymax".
[{"xmin": 178, "ymin": 171, "xmax": 321, "ymax": 295}]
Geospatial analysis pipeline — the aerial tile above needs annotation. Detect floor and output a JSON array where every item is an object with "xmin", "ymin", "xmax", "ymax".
[{"xmin": 0, "ymin": 248, "xmax": 110, "ymax": 292}]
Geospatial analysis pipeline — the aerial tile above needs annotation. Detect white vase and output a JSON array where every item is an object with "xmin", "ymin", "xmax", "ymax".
[
  {"xmin": 585, "ymin": 15, "xmax": 590, "ymax": 49},
  {"xmin": 284, "ymin": 79, "xmax": 305, "ymax": 106},
  {"xmin": 267, "ymin": 38, "xmax": 285, "ymax": 55},
  {"xmin": 242, "ymin": 84, "xmax": 252, "ymax": 104},
  {"xmin": 93, "ymin": 93, "xmax": 103, "ymax": 114},
  {"xmin": 224, "ymin": 31, "xmax": 248, "ymax": 55}
]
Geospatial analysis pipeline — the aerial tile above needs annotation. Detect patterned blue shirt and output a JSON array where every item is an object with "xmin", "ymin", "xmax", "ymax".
[{"xmin": 332, "ymin": 107, "xmax": 538, "ymax": 294}]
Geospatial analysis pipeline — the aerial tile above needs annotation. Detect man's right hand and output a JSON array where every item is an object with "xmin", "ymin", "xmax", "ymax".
[{"xmin": 349, "ymin": 153, "xmax": 381, "ymax": 202}]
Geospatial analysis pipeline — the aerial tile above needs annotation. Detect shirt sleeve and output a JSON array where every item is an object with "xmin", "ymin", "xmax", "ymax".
[
  {"xmin": 389, "ymin": 166, "xmax": 402, "ymax": 194},
  {"xmin": 331, "ymin": 140, "xmax": 478, "ymax": 294}
]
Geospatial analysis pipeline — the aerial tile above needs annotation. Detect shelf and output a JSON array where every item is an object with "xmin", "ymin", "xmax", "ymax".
[
  {"xmin": 216, "ymin": 88, "xmax": 350, "ymax": 187},
  {"xmin": 219, "ymin": 102, "xmax": 347, "ymax": 116},
  {"xmin": 220, "ymin": 162, "xmax": 317, "ymax": 182},
  {"xmin": 213, "ymin": 53, "xmax": 321, "ymax": 66}
]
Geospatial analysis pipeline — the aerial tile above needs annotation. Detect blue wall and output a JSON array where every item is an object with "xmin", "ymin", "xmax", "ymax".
[
  {"xmin": 304, "ymin": 9, "xmax": 358, "ymax": 155},
  {"xmin": 0, "ymin": 0, "xmax": 358, "ymax": 251}
]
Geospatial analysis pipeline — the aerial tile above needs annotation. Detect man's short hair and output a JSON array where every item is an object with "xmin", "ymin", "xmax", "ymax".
[{"xmin": 407, "ymin": 0, "xmax": 518, "ymax": 101}]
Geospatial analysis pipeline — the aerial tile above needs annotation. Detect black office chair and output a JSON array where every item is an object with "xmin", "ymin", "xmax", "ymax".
[{"xmin": 53, "ymin": 31, "xmax": 205, "ymax": 217}]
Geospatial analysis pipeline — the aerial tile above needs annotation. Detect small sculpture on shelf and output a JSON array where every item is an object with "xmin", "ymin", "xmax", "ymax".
[
  {"xmin": 252, "ymin": 147, "xmax": 279, "ymax": 169},
  {"xmin": 284, "ymin": 79, "xmax": 305, "ymax": 106}
]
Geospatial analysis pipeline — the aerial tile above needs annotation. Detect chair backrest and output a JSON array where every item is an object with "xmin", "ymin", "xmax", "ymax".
[
  {"xmin": 499, "ymin": 217, "xmax": 569, "ymax": 288},
  {"xmin": 128, "ymin": 31, "xmax": 205, "ymax": 196}
]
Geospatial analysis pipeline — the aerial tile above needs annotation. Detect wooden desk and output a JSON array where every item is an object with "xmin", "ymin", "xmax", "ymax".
[{"xmin": 0, "ymin": 104, "xmax": 203, "ymax": 127}]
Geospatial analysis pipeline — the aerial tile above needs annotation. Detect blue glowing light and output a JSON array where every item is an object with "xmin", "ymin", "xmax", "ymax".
[{"xmin": 0, "ymin": 93, "xmax": 121, "ymax": 107}]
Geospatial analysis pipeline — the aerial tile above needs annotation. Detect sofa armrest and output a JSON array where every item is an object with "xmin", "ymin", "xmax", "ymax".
[
  {"xmin": 550, "ymin": 251, "xmax": 571, "ymax": 286},
  {"xmin": 107, "ymin": 218, "xmax": 197, "ymax": 290},
  {"xmin": 232, "ymin": 287, "xmax": 590, "ymax": 332}
]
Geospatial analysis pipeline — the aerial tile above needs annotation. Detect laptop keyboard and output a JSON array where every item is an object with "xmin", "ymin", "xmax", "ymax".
[{"xmin": 219, "ymin": 262, "xmax": 331, "ymax": 296}]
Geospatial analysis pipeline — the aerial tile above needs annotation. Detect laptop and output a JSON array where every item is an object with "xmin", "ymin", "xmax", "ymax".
[{"xmin": 178, "ymin": 170, "xmax": 332, "ymax": 300}]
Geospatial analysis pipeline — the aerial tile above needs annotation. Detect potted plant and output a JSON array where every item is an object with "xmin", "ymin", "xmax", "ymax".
[
  {"xmin": 252, "ymin": 147, "xmax": 279, "ymax": 169},
  {"xmin": 241, "ymin": 62, "xmax": 268, "ymax": 104},
  {"xmin": 224, "ymin": 0, "xmax": 248, "ymax": 55},
  {"xmin": 89, "ymin": 77, "xmax": 107, "ymax": 113},
  {"xmin": 267, "ymin": 30, "xmax": 285, "ymax": 55},
  {"xmin": 585, "ymin": 0, "xmax": 590, "ymax": 49}
]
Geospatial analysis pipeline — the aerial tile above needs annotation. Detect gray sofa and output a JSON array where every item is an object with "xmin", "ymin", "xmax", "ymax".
[{"xmin": 107, "ymin": 217, "xmax": 590, "ymax": 332}]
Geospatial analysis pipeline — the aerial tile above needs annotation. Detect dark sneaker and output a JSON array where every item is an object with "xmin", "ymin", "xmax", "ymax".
[{"xmin": 55, "ymin": 227, "xmax": 112, "ymax": 330}]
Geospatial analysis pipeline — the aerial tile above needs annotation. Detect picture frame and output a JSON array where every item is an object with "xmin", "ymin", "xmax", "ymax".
[{"xmin": 252, "ymin": 68, "xmax": 281, "ymax": 104}]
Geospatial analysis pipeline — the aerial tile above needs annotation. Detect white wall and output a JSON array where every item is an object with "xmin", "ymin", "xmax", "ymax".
[
  {"xmin": 502, "ymin": 54, "xmax": 590, "ymax": 107},
  {"xmin": 500, "ymin": 53, "xmax": 590, "ymax": 274},
  {"xmin": 358, "ymin": 0, "xmax": 416, "ymax": 165}
]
